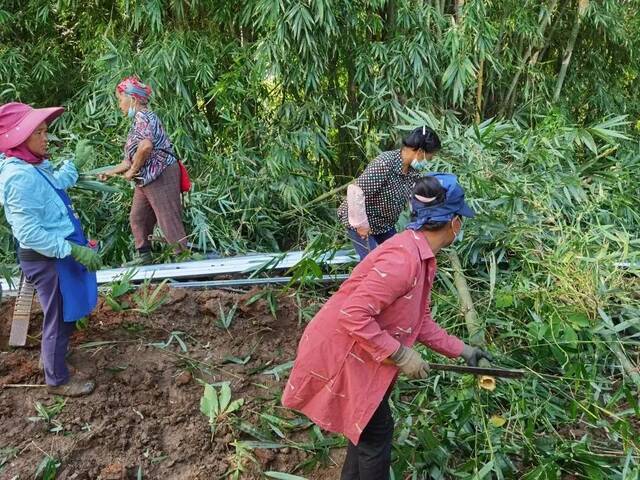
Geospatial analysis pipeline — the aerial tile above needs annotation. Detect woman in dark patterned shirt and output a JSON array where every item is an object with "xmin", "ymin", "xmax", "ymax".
[
  {"xmin": 337, "ymin": 126, "xmax": 441, "ymax": 260},
  {"xmin": 100, "ymin": 76, "xmax": 187, "ymax": 265}
]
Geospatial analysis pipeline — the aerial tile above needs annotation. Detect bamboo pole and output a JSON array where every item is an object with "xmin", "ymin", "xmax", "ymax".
[
  {"xmin": 303, "ymin": 182, "xmax": 349, "ymax": 208},
  {"xmin": 499, "ymin": 0, "xmax": 559, "ymax": 117},
  {"xmin": 538, "ymin": 10, "xmax": 563, "ymax": 63},
  {"xmin": 455, "ymin": 0, "xmax": 465, "ymax": 23},
  {"xmin": 383, "ymin": 0, "xmax": 396, "ymax": 41},
  {"xmin": 475, "ymin": 57, "xmax": 484, "ymax": 124},
  {"xmin": 448, "ymin": 250, "xmax": 496, "ymax": 390},
  {"xmin": 553, "ymin": 0, "xmax": 589, "ymax": 103}
]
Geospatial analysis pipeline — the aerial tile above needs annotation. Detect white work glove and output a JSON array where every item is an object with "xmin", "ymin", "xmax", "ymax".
[{"xmin": 390, "ymin": 345, "xmax": 430, "ymax": 379}]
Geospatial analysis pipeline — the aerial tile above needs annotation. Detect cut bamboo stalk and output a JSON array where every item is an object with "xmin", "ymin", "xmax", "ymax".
[
  {"xmin": 448, "ymin": 250, "xmax": 496, "ymax": 390},
  {"xmin": 303, "ymin": 182, "xmax": 349, "ymax": 209}
]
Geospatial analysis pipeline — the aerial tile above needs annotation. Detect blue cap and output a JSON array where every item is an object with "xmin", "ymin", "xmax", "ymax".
[{"xmin": 406, "ymin": 173, "xmax": 475, "ymax": 231}]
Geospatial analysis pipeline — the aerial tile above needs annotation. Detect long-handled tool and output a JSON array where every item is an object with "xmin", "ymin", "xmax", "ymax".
[
  {"xmin": 429, "ymin": 363, "xmax": 525, "ymax": 378},
  {"xmin": 9, "ymin": 273, "xmax": 36, "ymax": 346},
  {"xmin": 382, "ymin": 358, "xmax": 525, "ymax": 379}
]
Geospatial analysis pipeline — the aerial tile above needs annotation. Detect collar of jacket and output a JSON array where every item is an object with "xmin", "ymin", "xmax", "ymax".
[{"xmin": 407, "ymin": 228, "xmax": 435, "ymax": 261}]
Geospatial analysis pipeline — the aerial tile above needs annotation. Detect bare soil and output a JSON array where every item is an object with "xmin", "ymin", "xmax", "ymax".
[{"xmin": 0, "ymin": 287, "xmax": 345, "ymax": 479}]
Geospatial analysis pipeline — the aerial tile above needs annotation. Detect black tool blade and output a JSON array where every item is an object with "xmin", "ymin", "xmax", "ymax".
[{"xmin": 430, "ymin": 363, "xmax": 525, "ymax": 378}]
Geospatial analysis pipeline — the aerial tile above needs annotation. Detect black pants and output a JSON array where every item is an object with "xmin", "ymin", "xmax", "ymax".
[{"xmin": 340, "ymin": 392, "xmax": 393, "ymax": 480}]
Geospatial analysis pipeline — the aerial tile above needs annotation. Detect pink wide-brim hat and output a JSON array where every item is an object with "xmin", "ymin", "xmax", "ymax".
[{"xmin": 0, "ymin": 102, "xmax": 64, "ymax": 151}]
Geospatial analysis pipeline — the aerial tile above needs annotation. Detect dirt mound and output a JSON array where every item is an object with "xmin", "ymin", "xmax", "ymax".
[{"xmin": 0, "ymin": 287, "xmax": 344, "ymax": 479}]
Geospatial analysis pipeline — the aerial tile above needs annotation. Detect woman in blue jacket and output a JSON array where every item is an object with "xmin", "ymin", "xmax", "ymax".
[{"xmin": 0, "ymin": 102, "xmax": 101, "ymax": 396}]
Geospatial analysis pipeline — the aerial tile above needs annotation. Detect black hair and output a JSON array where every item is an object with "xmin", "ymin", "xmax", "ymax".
[
  {"xmin": 402, "ymin": 126, "xmax": 441, "ymax": 153},
  {"xmin": 414, "ymin": 176, "xmax": 446, "ymax": 204},
  {"xmin": 411, "ymin": 176, "xmax": 449, "ymax": 231}
]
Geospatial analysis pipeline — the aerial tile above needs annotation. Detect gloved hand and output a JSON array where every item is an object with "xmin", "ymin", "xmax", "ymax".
[
  {"xmin": 461, "ymin": 344, "xmax": 493, "ymax": 367},
  {"xmin": 390, "ymin": 345, "xmax": 430, "ymax": 379},
  {"xmin": 74, "ymin": 140, "xmax": 94, "ymax": 170},
  {"xmin": 70, "ymin": 244, "xmax": 102, "ymax": 272}
]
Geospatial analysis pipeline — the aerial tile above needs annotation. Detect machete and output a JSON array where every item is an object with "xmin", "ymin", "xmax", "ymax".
[{"xmin": 429, "ymin": 363, "xmax": 525, "ymax": 378}]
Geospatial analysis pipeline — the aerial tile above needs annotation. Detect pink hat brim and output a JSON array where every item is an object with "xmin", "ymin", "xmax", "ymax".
[{"xmin": 0, "ymin": 106, "xmax": 64, "ymax": 151}]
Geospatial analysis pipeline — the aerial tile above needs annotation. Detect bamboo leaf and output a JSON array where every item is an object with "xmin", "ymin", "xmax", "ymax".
[
  {"xmin": 219, "ymin": 382, "xmax": 232, "ymax": 412},
  {"xmin": 264, "ymin": 473, "xmax": 308, "ymax": 480}
]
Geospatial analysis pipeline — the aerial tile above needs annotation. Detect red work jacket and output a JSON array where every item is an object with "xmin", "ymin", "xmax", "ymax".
[{"xmin": 282, "ymin": 230, "xmax": 464, "ymax": 444}]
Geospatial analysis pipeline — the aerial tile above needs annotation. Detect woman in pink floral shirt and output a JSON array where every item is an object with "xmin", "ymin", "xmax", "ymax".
[{"xmin": 101, "ymin": 77, "xmax": 187, "ymax": 265}]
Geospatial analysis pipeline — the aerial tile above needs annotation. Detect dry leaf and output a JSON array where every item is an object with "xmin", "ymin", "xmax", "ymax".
[{"xmin": 490, "ymin": 415, "xmax": 506, "ymax": 428}]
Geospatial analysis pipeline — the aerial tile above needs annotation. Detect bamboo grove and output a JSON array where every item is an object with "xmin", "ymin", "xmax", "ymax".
[
  {"xmin": 1, "ymin": 1, "xmax": 639, "ymax": 478},
  {"xmin": 1, "ymin": 0, "xmax": 639, "ymax": 256}
]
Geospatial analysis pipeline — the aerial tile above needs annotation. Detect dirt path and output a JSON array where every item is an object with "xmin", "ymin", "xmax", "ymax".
[{"xmin": 0, "ymin": 287, "xmax": 345, "ymax": 479}]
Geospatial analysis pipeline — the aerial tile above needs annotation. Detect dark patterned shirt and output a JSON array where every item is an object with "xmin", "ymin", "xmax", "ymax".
[
  {"xmin": 125, "ymin": 110, "xmax": 177, "ymax": 186},
  {"xmin": 338, "ymin": 150, "xmax": 421, "ymax": 235}
]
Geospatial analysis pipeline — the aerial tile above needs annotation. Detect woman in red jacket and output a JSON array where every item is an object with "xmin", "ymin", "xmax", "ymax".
[{"xmin": 283, "ymin": 174, "xmax": 491, "ymax": 480}]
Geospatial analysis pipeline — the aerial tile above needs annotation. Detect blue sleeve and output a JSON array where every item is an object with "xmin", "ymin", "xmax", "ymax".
[
  {"xmin": 41, "ymin": 160, "xmax": 78, "ymax": 189},
  {"xmin": 3, "ymin": 174, "xmax": 71, "ymax": 258}
]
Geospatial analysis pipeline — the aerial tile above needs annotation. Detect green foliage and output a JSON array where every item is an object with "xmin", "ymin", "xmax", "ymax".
[
  {"xmin": 217, "ymin": 300, "xmax": 238, "ymax": 330},
  {"xmin": 151, "ymin": 331, "xmax": 188, "ymax": 352},
  {"xmin": 75, "ymin": 316, "xmax": 88, "ymax": 330},
  {"xmin": 0, "ymin": 447, "xmax": 18, "ymax": 473},
  {"xmin": 200, "ymin": 382, "xmax": 244, "ymax": 436},
  {"xmin": 103, "ymin": 268, "xmax": 136, "ymax": 311},
  {"xmin": 1, "ymin": 2, "xmax": 639, "ymax": 478},
  {"xmin": 245, "ymin": 289, "xmax": 279, "ymax": 319},
  {"xmin": 226, "ymin": 440, "xmax": 256, "ymax": 480},
  {"xmin": 264, "ymin": 472, "xmax": 308, "ymax": 480},
  {"xmin": 261, "ymin": 361, "xmax": 294, "ymax": 382},
  {"xmin": 132, "ymin": 278, "xmax": 169, "ymax": 315},
  {"xmin": 29, "ymin": 397, "xmax": 66, "ymax": 425},
  {"xmin": 34, "ymin": 455, "xmax": 60, "ymax": 480},
  {"xmin": 2, "ymin": 0, "xmax": 639, "ymax": 264}
]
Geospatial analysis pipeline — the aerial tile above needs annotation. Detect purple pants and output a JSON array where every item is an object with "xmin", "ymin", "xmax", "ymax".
[{"xmin": 20, "ymin": 259, "xmax": 75, "ymax": 386}]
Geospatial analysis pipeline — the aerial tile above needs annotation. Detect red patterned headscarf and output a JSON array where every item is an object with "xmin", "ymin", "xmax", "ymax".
[{"xmin": 116, "ymin": 76, "xmax": 152, "ymax": 104}]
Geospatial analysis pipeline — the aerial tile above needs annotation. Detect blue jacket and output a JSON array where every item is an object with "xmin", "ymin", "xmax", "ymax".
[{"xmin": 0, "ymin": 155, "xmax": 78, "ymax": 258}]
